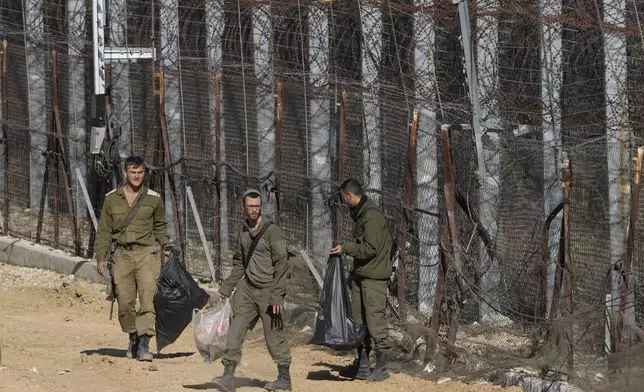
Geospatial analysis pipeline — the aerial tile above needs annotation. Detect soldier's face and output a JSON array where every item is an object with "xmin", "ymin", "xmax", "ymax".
[
  {"xmin": 243, "ymin": 196, "xmax": 262, "ymax": 222},
  {"xmin": 125, "ymin": 165, "xmax": 145, "ymax": 188},
  {"xmin": 340, "ymin": 190, "xmax": 356, "ymax": 207}
]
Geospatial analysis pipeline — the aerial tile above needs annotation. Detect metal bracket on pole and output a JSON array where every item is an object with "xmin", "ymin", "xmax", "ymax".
[
  {"xmin": 104, "ymin": 47, "xmax": 156, "ymax": 63},
  {"xmin": 91, "ymin": 0, "xmax": 156, "ymax": 158},
  {"xmin": 92, "ymin": 0, "xmax": 107, "ymax": 96},
  {"xmin": 92, "ymin": 0, "xmax": 155, "ymax": 96},
  {"xmin": 453, "ymin": 0, "xmax": 487, "ymax": 185}
]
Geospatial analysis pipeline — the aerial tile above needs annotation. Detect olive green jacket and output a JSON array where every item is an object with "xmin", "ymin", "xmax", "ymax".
[
  {"xmin": 95, "ymin": 186, "xmax": 170, "ymax": 262},
  {"xmin": 219, "ymin": 218, "xmax": 290, "ymax": 306},
  {"xmin": 343, "ymin": 196, "xmax": 393, "ymax": 280}
]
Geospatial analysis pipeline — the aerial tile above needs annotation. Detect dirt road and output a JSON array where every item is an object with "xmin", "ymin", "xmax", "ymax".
[{"xmin": 0, "ymin": 263, "xmax": 517, "ymax": 392}]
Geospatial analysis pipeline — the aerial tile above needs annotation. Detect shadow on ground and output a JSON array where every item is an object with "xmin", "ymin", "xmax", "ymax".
[
  {"xmin": 81, "ymin": 348, "xmax": 127, "ymax": 358},
  {"xmin": 307, "ymin": 362, "xmax": 350, "ymax": 381},
  {"xmin": 80, "ymin": 348, "xmax": 194, "ymax": 360},
  {"xmin": 183, "ymin": 377, "xmax": 267, "ymax": 390}
]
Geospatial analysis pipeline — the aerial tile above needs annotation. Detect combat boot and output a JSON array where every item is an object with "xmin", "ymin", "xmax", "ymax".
[
  {"xmin": 126, "ymin": 333, "xmax": 139, "ymax": 359},
  {"xmin": 137, "ymin": 335, "xmax": 153, "ymax": 362},
  {"xmin": 339, "ymin": 348, "xmax": 371, "ymax": 380},
  {"xmin": 367, "ymin": 351, "xmax": 390, "ymax": 382},
  {"xmin": 212, "ymin": 361, "xmax": 236, "ymax": 392},
  {"xmin": 264, "ymin": 364, "xmax": 292, "ymax": 391}
]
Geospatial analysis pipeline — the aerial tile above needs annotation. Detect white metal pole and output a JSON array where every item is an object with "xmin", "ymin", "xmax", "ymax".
[
  {"xmin": 540, "ymin": 0, "xmax": 563, "ymax": 318},
  {"xmin": 26, "ymin": 0, "xmax": 47, "ymax": 211},
  {"xmin": 359, "ymin": 0, "xmax": 382, "ymax": 204},
  {"xmin": 254, "ymin": 4, "xmax": 276, "ymax": 218},
  {"xmin": 159, "ymin": 0, "xmax": 185, "ymax": 242},
  {"xmin": 604, "ymin": 0, "xmax": 629, "ymax": 334},
  {"xmin": 414, "ymin": 0, "xmax": 440, "ymax": 318}
]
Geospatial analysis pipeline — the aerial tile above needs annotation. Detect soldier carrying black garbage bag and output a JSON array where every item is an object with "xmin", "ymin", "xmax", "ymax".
[
  {"xmin": 95, "ymin": 155, "xmax": 172, "ymax": 362},
  {"xmin": 330, "ymin": 179, "xmax": 393, "ymax": 382}
]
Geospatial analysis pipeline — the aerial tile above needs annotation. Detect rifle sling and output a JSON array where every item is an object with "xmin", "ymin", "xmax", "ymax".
[
  {"xmin": 111, "ymin": 190, "xmax": 147, "ymax": 255},
  {"xmin": 243, "ymin": 222, "xmax": 272, "ymax": 270}
]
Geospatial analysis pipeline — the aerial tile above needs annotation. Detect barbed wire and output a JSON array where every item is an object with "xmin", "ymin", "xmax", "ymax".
[{"xmin": 3, "ymin": 0, "xmax": 644, "ymax": 388}]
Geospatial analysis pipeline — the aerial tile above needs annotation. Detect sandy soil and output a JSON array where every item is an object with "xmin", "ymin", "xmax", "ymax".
[{"xmin": 0, "ymin": 263, "xmax": 519, "ymax": 392}]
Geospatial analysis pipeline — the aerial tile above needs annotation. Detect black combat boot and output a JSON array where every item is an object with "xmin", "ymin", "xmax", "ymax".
[
  {"xmin": 339, "ymin": 348, "xmax": 371, "ymax": 379},
  {"xmin": 126, "ymin": 333, "xmax": 139, "ymax": 359},
  {"xmin": 367, "ymin": 351, "xmax": 390, "ymax": 382},
  {"xmin": 137, "ymin": 335, "xmax": 153, "ymax": 362},
  {"xmin": 212, "ymin": 361, "xmax": 236, "ymax": 392},
  {"xmin": 264, "ymin": 364, "xmax": 292, "ymax": 391}
]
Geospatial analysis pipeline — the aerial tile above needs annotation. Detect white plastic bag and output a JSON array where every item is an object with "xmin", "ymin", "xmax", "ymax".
[{"xmin": 192, "ymin": 298, "xmax": 231, "ymax": 363}]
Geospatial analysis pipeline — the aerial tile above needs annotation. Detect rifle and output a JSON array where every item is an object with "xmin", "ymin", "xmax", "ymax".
[{"xmin": 107, "ymin": 243, "xmax": 116, "ymax": 320}]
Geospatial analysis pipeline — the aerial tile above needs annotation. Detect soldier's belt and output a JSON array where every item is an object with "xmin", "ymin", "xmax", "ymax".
[{"xmin": 115, "ymin": 243, "xmax": 147, "ymax": 251}]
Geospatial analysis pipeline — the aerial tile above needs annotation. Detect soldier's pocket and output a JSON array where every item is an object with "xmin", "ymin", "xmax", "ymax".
[{"xmin": 111, "ymin": 205, "xmax": 130, "ymax": 228}]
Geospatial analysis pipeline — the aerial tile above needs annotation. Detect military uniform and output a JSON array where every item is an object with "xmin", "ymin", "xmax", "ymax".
[
  {"xmin": 95, "ymin": 186, "xmax": 169, "ymax": 358},
  {"xmin": 213, "ymin": 217, "xmax": 292, "ymax": 391},
  {"xmin": 340, "ymin": 195, "xmax": 392, "ymax": 381}
]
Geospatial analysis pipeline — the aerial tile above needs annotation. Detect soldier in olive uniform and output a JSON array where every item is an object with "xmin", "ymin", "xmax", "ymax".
[
  {"xmin": 95, "ymin": 156, "xmax": 171, "ymax": 362},
  {"xmin": 212, "ymin": 189, "xmax": 292, "ymax": 392},
  {"xmin": 331, "ymin": 179, "xmax": 393, "ymax": 382}
]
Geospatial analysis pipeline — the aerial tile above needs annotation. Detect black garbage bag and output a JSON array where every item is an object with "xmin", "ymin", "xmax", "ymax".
[
  {"xmin": 154, "ymin": 249, "xmax": 210, "ymax": 352},
  {"xmin": 309, "ymin": 255, "xmax": 366, "ymax": 351}
]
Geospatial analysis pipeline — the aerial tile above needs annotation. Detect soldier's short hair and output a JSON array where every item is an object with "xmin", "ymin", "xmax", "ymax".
[
  {"xmin": 124, "ymin": 155, "xmax": 145, "ymax": 169},
  {"xmin": 340, "ymin": 179, "xmax": 363, "ymax": 196},
  {"xmin": 242, "ymin": 188, "xmax": 262, "ymax": 206}
]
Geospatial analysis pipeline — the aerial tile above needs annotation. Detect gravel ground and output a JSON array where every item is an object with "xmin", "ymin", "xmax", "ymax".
[
  {"xmin": 0, "ymin": 262, "xmax": 519, "ymax": 392},
  {"xmin": 0, "ymin": 262, "xmax": 105, "ymax": 291}
]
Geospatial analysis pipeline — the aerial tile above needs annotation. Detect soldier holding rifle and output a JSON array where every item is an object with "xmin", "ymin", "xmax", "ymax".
[{"xmin": 95, "ymin": 155, "xmax": 172, "ymax": 362}]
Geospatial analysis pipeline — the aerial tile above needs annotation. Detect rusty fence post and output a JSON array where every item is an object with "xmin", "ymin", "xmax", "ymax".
[
  {"xmin": 51, "ymin": 50, "xmax": 81, "ymax": 255},
  {"xmin": 213, "ymin": 72, "xmax": 222, "ymax": 283},
  {"xmin": 547, "ymin": 157, "xmax": 573, "ymax": 374},
  {"xmin": 548, "ymin": 158, "xmax": 571, "ymax": 323},
  {"xmin": 275, "ymin": 81, "xmax": 283, "ymax": 226},
  {"xmin": 563, "ymin": 159, "xmax": 573, "ymax": 375},
  {"xmin": 562, "ymin": 160, "xmax": 573, "ymax": 316},
  {"xmin": 396, "ymin": 109, "xmax": 418, "ymax": 321},
  {"xmin": 430, "ymin": 222, "xmax": 449, "ymax": 334},
  {"xmin": 51, "ymin": 52, "xmax": 61, "ymax": 248},
  {"xmin": 154, "ymin": 66, "xmax": 184, "ymax": 260},
  {"xmin": 36, "ymin": 128, "xmax": 53, "ymax": 244},
  {"xmin": 441, "ymin": 124, "xmax": 467, "ymax": 345},
  {"xmin": 1, "ymin": 40, "xmax": 8, "ymax": 234},
  {"xmin": 620, "ymin": 147, "xmax": 644, "ymax": 339},
  {"xmin": 53, "ymin": 135, "xmax": 60, "ymax": 248},
  {"xmin": 541, "ymin": 202, "xmax": 564, "ymax": 319},
  {"xmin": 35, "ymin": 52, "xmax": 58, "ymax": 247},
  {"xmin": 335, "ymin": 90, "xmax": 347, "ymax": 244}
]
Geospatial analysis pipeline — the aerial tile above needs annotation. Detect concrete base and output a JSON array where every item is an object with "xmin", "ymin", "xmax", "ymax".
[
  {"xmin": 0, "ymin": 234, "xmax": 319, "ymax": 328},
  {"xmin": 0, "ymin": 235, "xmax": 104, "ymax": 284}
]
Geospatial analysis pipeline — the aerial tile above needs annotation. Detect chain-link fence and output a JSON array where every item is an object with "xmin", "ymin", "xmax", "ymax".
[{"xmin": 3, "ymin": 0, "xmax": 644, "ymax": 389}]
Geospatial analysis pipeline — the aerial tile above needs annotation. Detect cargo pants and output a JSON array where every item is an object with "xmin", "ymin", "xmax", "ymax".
[
  {"xmin": 222, "ymin": 280, "xmax": 291, "ymax": 366},
  {"xmin": 113, "ymin": 245, "xmax": 161, "ymax": 337},
  {"xmin": 349, "ymin": 274, "xmax": 391, "ymax": 352}
]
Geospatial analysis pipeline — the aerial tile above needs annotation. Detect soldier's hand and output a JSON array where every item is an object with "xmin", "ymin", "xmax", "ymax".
[
  {"xmin": 270, "ymin": 305, "xmax": 284, "ymax": 329},
  {"xmin": 97, "ymin": 260, "xmax": 108, "ymax": 278},
  {"xmin": 330, "ymin": 244, "xmax": 342, "ymax": 255},
  {"xmin": 163, "ymin": 245, "xmax": 172, "ymax": 257}
]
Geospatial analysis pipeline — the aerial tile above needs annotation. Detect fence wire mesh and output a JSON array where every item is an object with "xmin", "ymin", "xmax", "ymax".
[{"xmin": 3, "ymin": 0, "xmax": 644, "ymax": 389}]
